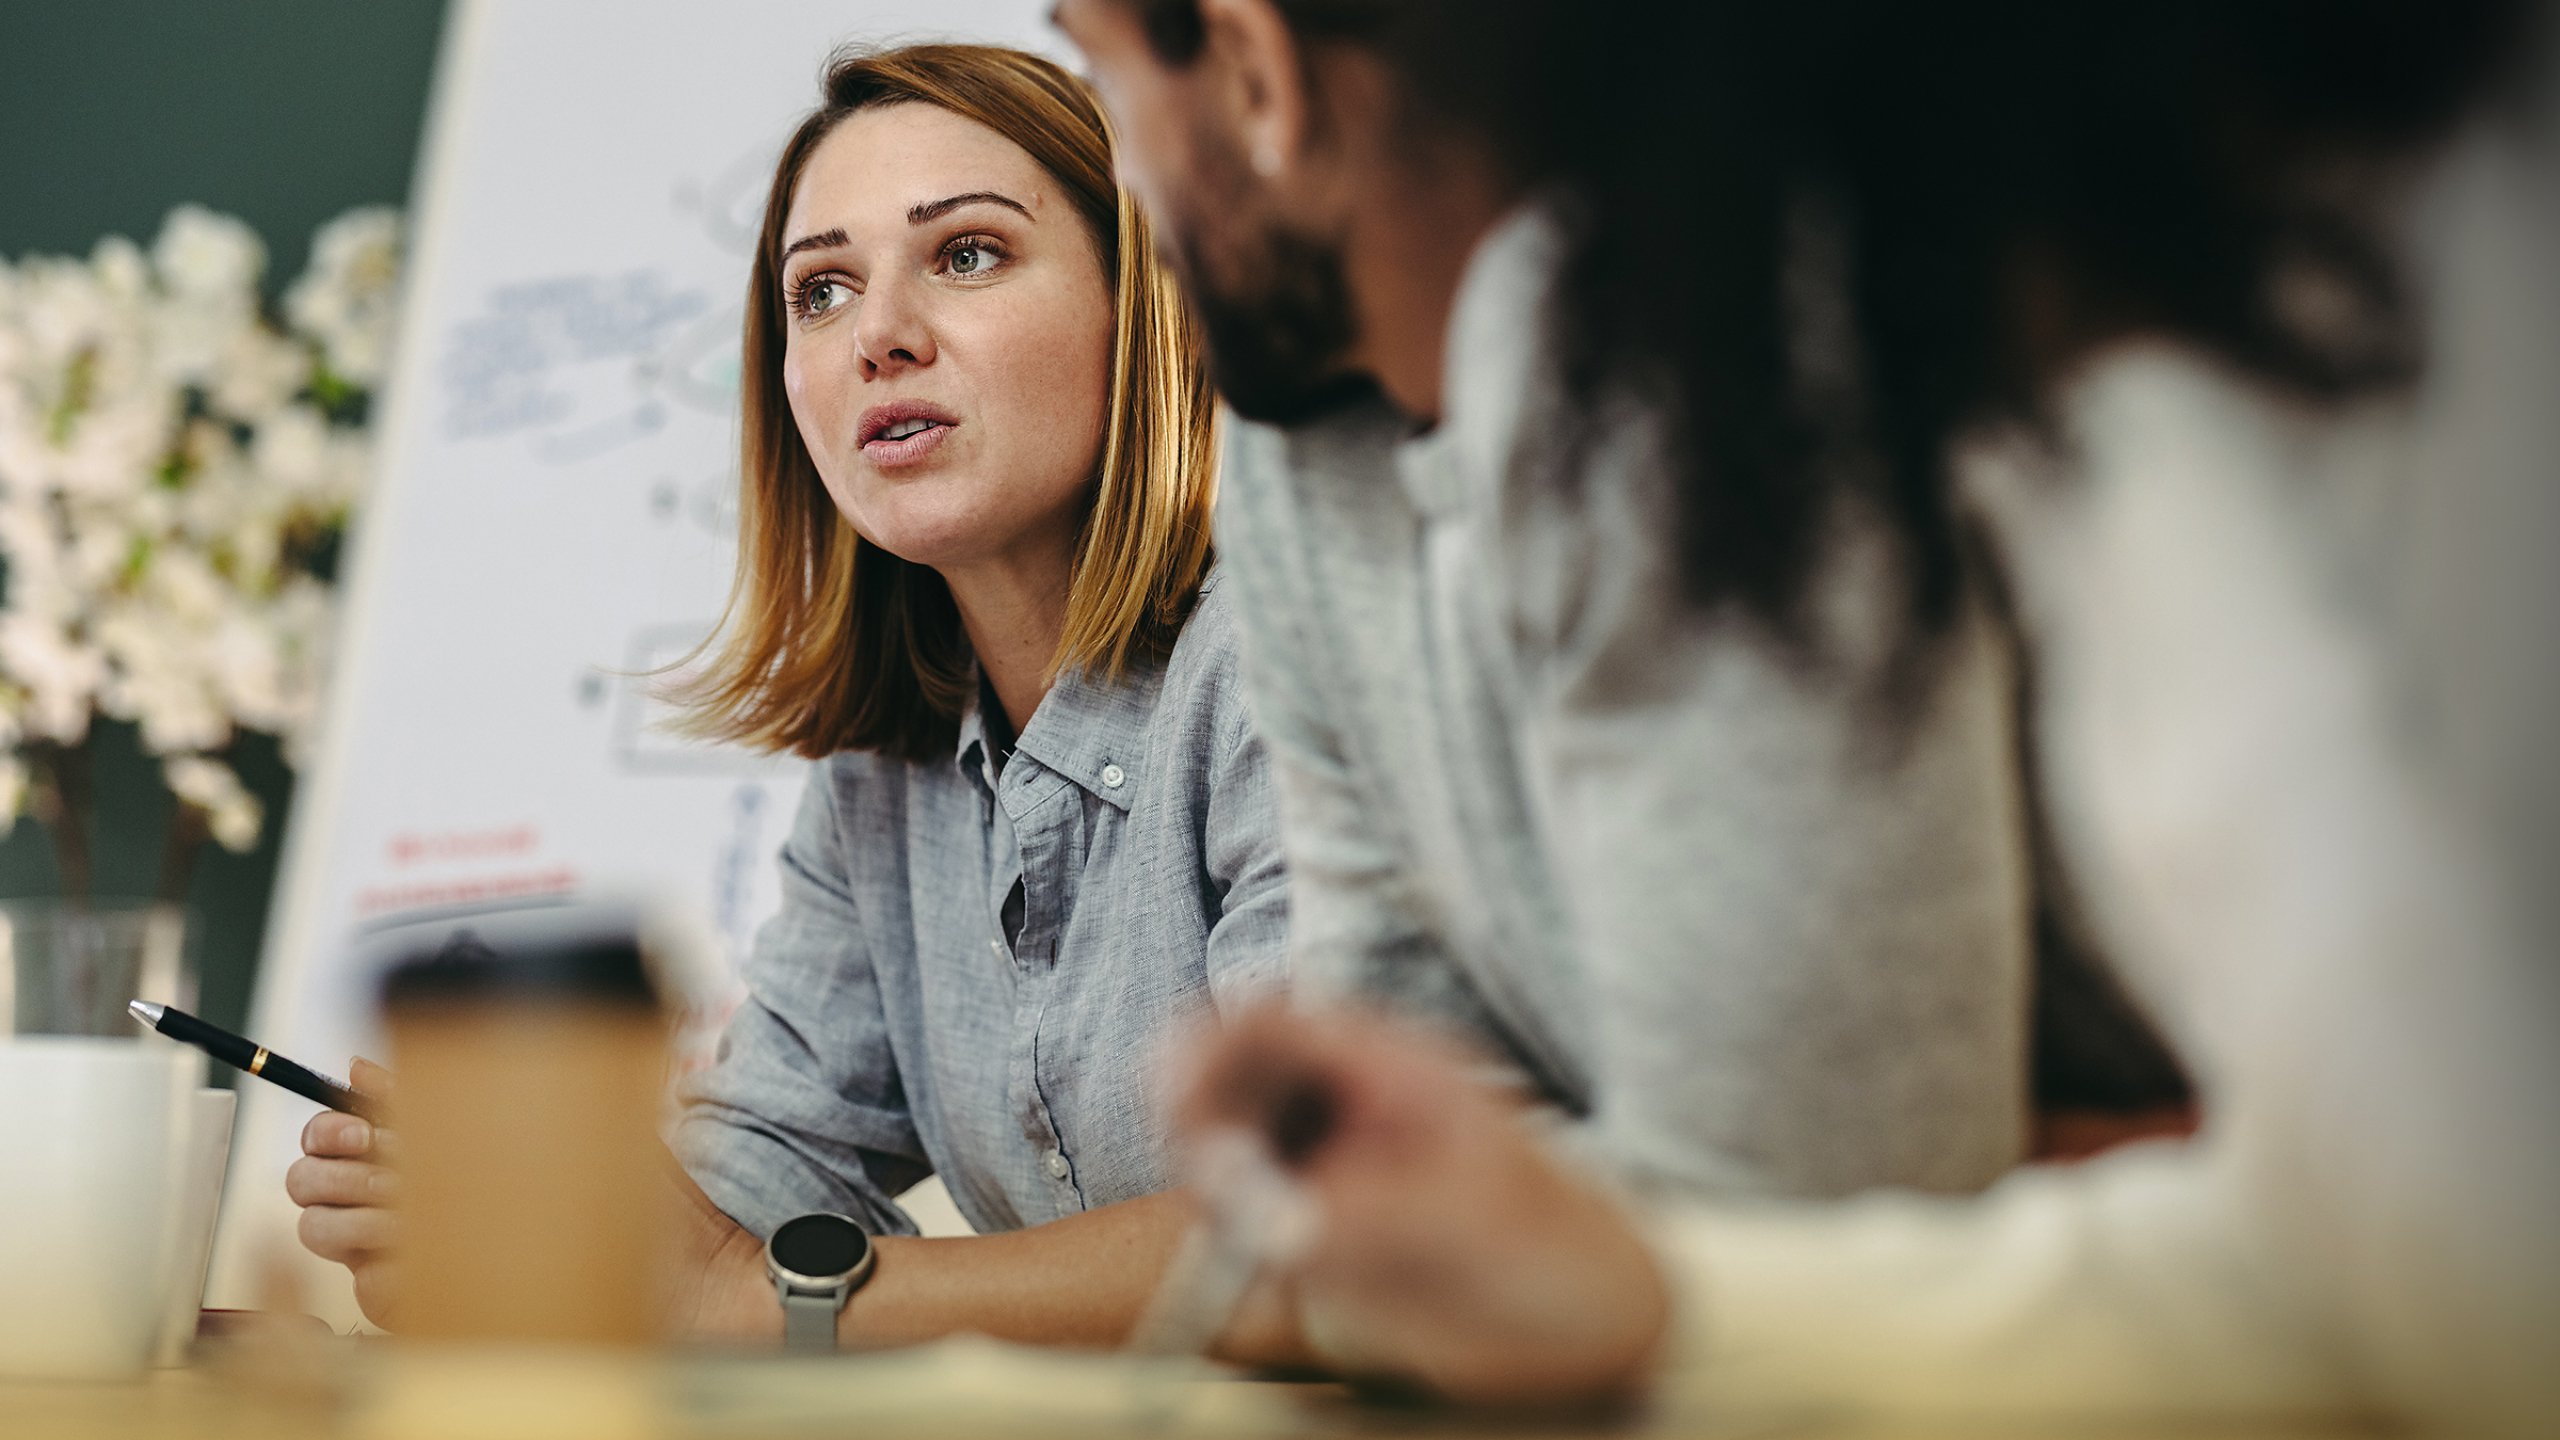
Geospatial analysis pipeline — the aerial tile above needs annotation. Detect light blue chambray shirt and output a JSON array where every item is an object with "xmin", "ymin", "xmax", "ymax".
[{"xmin": 672, "ymin": 575, "xmax": 1288, "ymax": 1238}]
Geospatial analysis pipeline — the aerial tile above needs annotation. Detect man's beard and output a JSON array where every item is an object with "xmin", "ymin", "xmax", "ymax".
[{"xmin": 1162, "ymin": 205, "xmax": 1373, "ymax": 427}]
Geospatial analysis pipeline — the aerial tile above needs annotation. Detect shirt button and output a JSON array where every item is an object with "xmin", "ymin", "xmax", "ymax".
[
  {"xmin": 1045, "ymin": 1149, "xmax": 1070, "ymax": 1180},
  {"xmin": 1100, "ymin": 763, "xmax": 1125, "ymax": 789},
  {"xmin": 990, "ymin": 937, "xmax": 1006, "ymax": 958}
]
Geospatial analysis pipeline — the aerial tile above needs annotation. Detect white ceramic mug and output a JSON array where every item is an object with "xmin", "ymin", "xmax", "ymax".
[
  {"xmin": 0, "ymin": 1037, "xmax": 193, "ymax": 1380},
  {"xmin": 155, "ymin": 1087, "xmax": 237, "ymax": 1367}
]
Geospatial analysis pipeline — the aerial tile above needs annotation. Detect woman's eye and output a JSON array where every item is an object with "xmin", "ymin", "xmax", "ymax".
[
  {"xmin": 943, "ymin": 239, "xmax": 1004, "ymax": 278},
  {"xmin": 792, "ymin": 276, "xmax": 850, "ymax": 318}
]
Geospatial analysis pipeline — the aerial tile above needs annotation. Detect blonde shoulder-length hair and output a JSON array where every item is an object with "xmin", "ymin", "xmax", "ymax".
[{"xmin": 675, "ymin": 43, "xmax": 1217, "ymax": 762}]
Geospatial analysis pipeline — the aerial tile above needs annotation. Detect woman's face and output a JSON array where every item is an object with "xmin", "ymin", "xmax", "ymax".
[{"xmin": 777, "ymin": 102, "xmax": 1115, "ymax": 576}]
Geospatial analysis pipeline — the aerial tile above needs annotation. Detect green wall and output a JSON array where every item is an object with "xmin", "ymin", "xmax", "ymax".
[{"xmin": 0, "ymin": 0, "xmax": 449, "ymax": 1043}]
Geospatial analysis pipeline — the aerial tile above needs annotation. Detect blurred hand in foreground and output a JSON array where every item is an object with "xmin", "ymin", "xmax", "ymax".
[
  {"xmin": 284, "ymin": 1057, "xmax": 402, "ymax": 1327},
  {"xmin": 1170, "ymin": 1006, "xmax": 1671, "ymax": 1406}
]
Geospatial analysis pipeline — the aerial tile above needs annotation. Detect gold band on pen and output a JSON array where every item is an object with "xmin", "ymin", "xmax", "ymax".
[{"xmin": 249, "ymin": 1047, "xmax": 270, "ymax": 1076}]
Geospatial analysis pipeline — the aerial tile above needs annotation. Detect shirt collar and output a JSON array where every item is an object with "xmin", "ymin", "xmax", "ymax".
[
  {"xmin": 1013, "ymin": 650, "xmax": 1165, "ymax": 814},
  {"xmin": 952, "ymin": 674, "xmax": 1001, "ymax": 791},
  {"xmin": 1392, "ymin": 201, "xmax": 1567, "ymax": 521},
  {"xmin": 949, "ymin": 577, "xmax": 1207, "ymax": 812}
]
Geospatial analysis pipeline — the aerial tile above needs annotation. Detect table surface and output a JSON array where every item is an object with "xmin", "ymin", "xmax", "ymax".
[{"xmin": 0, "ymin": 1338, "xmax": 2398, "ymax": 1440}]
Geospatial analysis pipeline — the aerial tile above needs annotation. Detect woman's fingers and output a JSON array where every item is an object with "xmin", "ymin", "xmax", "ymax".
[
  {"xmin": 300, "ymin": 1107, "xmax": 401, "ymax": 1164},
  {"xmin": 292, "ymin": 1063, "xmax": 406, "ymax": 1283},
  {"xmin": 350, "ymin": 1258, "xmax": 406, "ymax": 1331},
  {"xmin": 301, "ymin": 1109, "xmax": 375, "ymax": 1158},
  {"xmin": 285, "ymin": 1155, "xmax": 398, "ymax": 1208},
  {"xmin": 290, "ymin": 1059, "xmax": 408, "ymax": 1324},
  {"xmin": 296, "ymin": 1202, "xmax": 397, "ymax": 1264}
]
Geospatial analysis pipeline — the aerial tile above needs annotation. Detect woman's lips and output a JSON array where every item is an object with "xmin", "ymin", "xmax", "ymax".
[{"xmin": 861, "ymin": 420, "xmax": 954, "ymax": 468}]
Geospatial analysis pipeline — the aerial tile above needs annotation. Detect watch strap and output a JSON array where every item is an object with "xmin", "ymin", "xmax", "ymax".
[{"xmin": 781, "ymin": 1286, "xmax": 840, "ymax": 1352}]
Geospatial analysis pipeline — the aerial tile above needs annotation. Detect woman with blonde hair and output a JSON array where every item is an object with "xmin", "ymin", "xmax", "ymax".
[{"xmin": 287, "ymin": 42, "xmax": 1292, "ymax": 1352}]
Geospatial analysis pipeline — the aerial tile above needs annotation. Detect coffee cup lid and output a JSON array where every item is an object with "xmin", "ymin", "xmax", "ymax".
[{"xmin": 372, "ymin": 901, "xmax": 660, "ymax": 1011}]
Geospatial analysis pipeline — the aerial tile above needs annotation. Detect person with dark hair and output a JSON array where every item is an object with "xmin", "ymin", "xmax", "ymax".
[
  {"xmin": 1068, "ymin": 0, "xmax": 2560, "ymax": 1425},
  {"xmin": 1055, "ymin": 0, "xmax": 2187, "ymax": 1210}
]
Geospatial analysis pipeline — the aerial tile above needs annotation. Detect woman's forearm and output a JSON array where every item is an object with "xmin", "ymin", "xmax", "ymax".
[
  {"xmin": 852, "ymin": 1191, "xmax": 1191, "ymax": 1350},
  {"xmin": 684, "ymin": 1187, "xmax": 1313, "ymax": 1365}
]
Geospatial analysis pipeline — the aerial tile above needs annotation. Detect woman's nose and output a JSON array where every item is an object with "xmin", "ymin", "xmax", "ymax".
[{"xmin": 852, "ymin": 276, "xmax": 936, "ymax": 378}]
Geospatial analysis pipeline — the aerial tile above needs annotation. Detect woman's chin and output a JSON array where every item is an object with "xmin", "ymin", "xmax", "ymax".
[
  {"xmin": 855, "ymin": 518, "xmax": 1029, "ymax": 574},
  {"xmin": 840, "ymin": 491, "xmax": 1088, "ymax": 577},
  {"xmin": 840, "ymin": 494, "xmax": 999, "ymax": 569},
  {"xmin": 830, "ymin": 456, "xmax": 1092, "ymax": 575},
  {"xmin": 859, "ymin": 530, "xmax": 975, "ymax": 571}
]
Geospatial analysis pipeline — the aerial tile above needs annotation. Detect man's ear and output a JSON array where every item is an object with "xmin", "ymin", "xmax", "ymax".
[{"xmin": 1195, "ymin": 0, "xmax": 1311, "ymax": 182}]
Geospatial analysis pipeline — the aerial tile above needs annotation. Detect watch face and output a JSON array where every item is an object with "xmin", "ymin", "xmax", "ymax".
[{"xmin": 769, "ymin": 1212, "xmax": 868, "ymax": 1282}]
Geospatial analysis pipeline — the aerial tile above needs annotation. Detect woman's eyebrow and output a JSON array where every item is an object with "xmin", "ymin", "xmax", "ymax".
[
  {"xmin": 779, "ymin": 227, "xmax": 849, "ymax": 263},
  {"xmin": 907, "ymin": 191, "xmax": 1033, "ymax": 226}
]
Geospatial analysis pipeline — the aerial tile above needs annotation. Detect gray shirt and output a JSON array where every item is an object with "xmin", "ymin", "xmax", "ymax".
[
  {"xmin": 1215, "ymin": 209, "xmax": 2035, "ymax": 1198},
  {"xmin": 672, "ymin": 576, "xmax": 1288, "ymax": 1237}
]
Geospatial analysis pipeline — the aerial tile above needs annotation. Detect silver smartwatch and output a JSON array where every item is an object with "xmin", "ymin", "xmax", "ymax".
[{"xmin": 764, "ymin": 1212, "xmax": 875, "ymax": 1352}]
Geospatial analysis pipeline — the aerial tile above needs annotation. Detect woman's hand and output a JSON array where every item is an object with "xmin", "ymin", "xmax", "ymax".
[
  {"xmin": 283, "ymin": 1057, "xmax": 403, "ymax": 1328},
  {"xmin": 1169, "ymin": 1006, "xmax": 1673, "ymax": 1407}
]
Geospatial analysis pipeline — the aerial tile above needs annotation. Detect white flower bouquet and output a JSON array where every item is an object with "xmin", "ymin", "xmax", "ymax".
[{"xmin": 0, "ymin": 205, "xmax": 399, "ymax": 900}]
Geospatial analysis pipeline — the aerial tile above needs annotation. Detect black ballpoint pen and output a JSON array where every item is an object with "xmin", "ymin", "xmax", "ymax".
[{"xmin": 129, "ymin": 1000, "xmax": 383, "ymax": 1122}]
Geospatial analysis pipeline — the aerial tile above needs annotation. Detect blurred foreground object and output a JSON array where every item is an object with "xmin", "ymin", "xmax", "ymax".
[
  {"xmin": 376, "ymin": 904, "xmax": 672, "ymax": 1346},
  {"xmin": 1170, "ymin": 1007, "xmax": 1670, "ymax": 1406},
  {"xmin": 0, "ymin": 204, "xmax": 400, "ymax": 900},
  {"xmin": 5, "ymin": 1336, "xmax": 1316, "ymax": 1440}
]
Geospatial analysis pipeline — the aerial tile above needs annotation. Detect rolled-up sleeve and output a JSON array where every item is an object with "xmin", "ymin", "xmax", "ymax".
[{"xmin": 671, "ymin": 773, "xmax": 930, "ymax": 1238}]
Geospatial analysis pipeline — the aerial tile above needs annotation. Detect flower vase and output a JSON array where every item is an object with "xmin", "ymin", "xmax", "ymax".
[{"xmin": 0, "ymin": 901, "xmax": 194, "ymax": 1039}]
